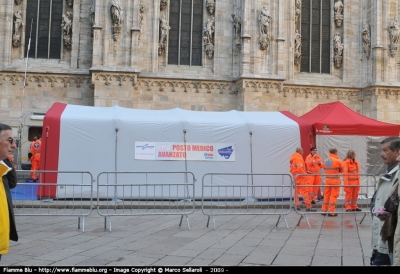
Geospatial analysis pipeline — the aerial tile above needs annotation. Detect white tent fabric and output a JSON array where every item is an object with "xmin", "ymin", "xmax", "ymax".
[
  {"xmin": 316, "ymin": 135, "xmax": 386, "ymax": 198},
  {"xmin": 47, "ymin": 105, "xmax": 302, "ymax": 199}
]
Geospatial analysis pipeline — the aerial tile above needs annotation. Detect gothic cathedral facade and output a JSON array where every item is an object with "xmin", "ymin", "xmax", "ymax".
[{"xmin": 1, "ymin": 0, "xmax": 400, "ymax": 128}]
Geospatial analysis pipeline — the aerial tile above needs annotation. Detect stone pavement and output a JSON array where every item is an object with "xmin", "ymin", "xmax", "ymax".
[{"xmin": 0, "ymin": 209, "xmax": 373, "ymax": 266}]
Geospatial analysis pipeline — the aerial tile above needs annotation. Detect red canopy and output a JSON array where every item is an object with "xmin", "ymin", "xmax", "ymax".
[{"xmin": 300, "ymin": 101, "xmax": 400, "ymax": 136}]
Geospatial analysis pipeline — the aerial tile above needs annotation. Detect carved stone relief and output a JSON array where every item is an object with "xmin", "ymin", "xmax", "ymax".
[
  {"xmin": 362, "ymin": 23, "xmax": 370, "ymax": 59},
  {"xmin": 206, "ymin": 0, "xmax": 215, "ymax": 15},
  {"xmin": 232, "ymin": 14, "xmax": 241, "ymax": 50},
  {"xmin": 334, "ymin": 0, "xmax": 344, "ymax": 27},
  {"xmin": 0, "ymin": 73, "xmax": 92, "ymax": 88},
  {"xmin": 203, "ymin": 17, "xmax": 215, "ymax": 58},
  {"xmin": 61, "ymin": 12, "xmax": 73, "ymax": 49},
  {"xmin": 158, "ymin": 15, "xmax": 170, "ymax": 56},
  {"xmin": 333, "ymin": 33, "xmax": 343, "ymax": 67},
  {"xmin": 389, "ymin": 16, "xmax": 400, "ymax": 57},
  {"xmin": 258, "ymin": 6, "xmax": 272, "ymax": 51},
  {"xmin": 110, "ymin": 0, "xmax": 123, "ymax": 41},
  {"xmin": 295, "ymin": 0, "xmax": 301, "ymax": 24},
  {"xmin": 138, "ymin": 2, "xmax": 145, "ymax": 41},
  {"xmin": 14, "ymin": 0, "xmax": 22, "ymax": 5},
  {"xmin": 66, "ymin": 0, "xmax": 73, "ymax": 8},
  {"xmin": 294, "ymin": 30, "xmax": 301, "ymax": 66},
  {"xmin": 89, "ymin": 0, "xmax": 95, "ymax": 37},
  {"xmin": 282, "ymin": 86, "xmax": 360, "ymax": 100},
  {"xmin": 160, "ymin": 0, "xmax": 168, "ymax": 11},
  {"xmin": 12, "ymin": 10, "xmax": 22, "ymax": 48}
]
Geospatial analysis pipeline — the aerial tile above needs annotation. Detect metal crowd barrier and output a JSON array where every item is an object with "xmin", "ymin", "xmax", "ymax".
[
  {"xmin": 12, "ymin": 170, "xmax": 94, "ymax": 232},
  {"xmin": 293, "ymin": 174, "xmax": 376, "ymax": 228},
  {"xmin": 96, "ymin": 171, "xmax": 195, "ymax": 231},
  {"xmin": 201, "ymin": 173, "xmax": 293, "ymax": 230}
]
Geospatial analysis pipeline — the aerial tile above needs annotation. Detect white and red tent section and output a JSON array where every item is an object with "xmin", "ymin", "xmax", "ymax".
[
  {"xmin": 301, "ymin": 101, "xmax": 400, "ymax": 195},
  {"xmin": 38, "ymin": 103, "xmax": 313, "ymax": 199}
]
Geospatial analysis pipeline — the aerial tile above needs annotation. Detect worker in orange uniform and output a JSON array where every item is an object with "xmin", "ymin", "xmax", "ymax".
[
  {"xmin": 322, "ymin": 147, "xmax": 343, "ymax": 217},
  {"xmin": 342, "ymin": 149, "xmax": 362, "ymax": 212},
  {"xmin": 305, "ymin": 147, "xmax": 323, "ymax": 204},
  {"xmin": 290, "ymin": 147, "xmax": 315, "ymax": 212},
  {"xmin": 29, "ymin": 135, "xmax": 41, "ymax": 181}
]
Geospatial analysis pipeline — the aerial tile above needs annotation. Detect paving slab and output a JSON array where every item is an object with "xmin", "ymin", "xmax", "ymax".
[{"xmin": 0, "ymin": 210, "xmax": 375, "ymax": 266}]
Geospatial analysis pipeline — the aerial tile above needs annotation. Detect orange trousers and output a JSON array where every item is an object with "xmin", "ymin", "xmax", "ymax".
[
  {"xmin": 344, "ymin": 184, "xmax": 360, "ymax": 210},
  {"xmin": 294, "ymin": 175, "xmax": 311, "ymax": 208},
  {"xmin": 306, "ymin": 174, "xmax": 321, "ymax": 202},
  {"xmin": 322, "ymin": 179, "xmax": 340, "ymax": 213},
  {"xmin": 30, "ymin": 156, "xmax": 40, "ymax": 180}
]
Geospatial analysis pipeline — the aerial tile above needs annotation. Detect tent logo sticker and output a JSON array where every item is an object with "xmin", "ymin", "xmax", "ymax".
[
  {"xmin": 136, "ymin": 144, "xmax": 155, "ymax": 150},
  {"xmin": 218, "ymin": 146, "xmax": 234, "ymax": 159},
  {"xmin": 319, "ymin": 125, "xmax": 332, "ymax": 134}
]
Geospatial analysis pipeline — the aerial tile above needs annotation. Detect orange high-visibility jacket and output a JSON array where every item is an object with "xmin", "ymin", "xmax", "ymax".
[
  {"xmin": 305, "ymin": 154, "xmax": 323, "ymax": 174},
  {"xmin": 342, "ymin": 158, "xmax": 360, "ymax": 185},
  {"xmin": 30, "ymin": 140, "xmax": 41, "ymax": 157},
  {"xmin": 290, "ymin": 152, "xmax": 306, "ymax": 175},
  {"xmin": 324, "ymin": 154, "xmax": 343, "ymax": 182}
]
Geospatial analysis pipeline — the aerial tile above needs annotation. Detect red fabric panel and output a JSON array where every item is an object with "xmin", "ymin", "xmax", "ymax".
[
  {"xmin": 280, "ymin": 111, "xmax": 316, "ymax": 158},
  {"xmin": 37, "ymin": 102, "xmax": 67, "ymax": 199},
  {"xmin": 301, "ymin": 101, "xmax": 400, "ymax": 136}
]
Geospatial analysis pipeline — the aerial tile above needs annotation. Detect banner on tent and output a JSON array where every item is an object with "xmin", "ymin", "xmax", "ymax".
[{"xmin": 135, "ymin": 142, "xmax": 236, "ymax": 161}]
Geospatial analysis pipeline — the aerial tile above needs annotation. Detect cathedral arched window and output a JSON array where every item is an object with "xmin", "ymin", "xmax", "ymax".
[
  {"xmin": 300, "ymin": 0, "xmax": 330, "ymax": 73},
  {"xmin": 25, "ymin": 0, "xmax": 63, "ymax": 59},
  {"xmin": 168, "ymin": 0, "xmax": 203, "ymax": 66}
]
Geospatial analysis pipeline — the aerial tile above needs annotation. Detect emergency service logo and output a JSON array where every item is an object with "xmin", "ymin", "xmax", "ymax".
[
  {"xmin": 218, "ymin": 146, "xmax": 234, "ymax": 159},
  {"xmin": 316, "ymin": 125, "xmax": 332, "ymax": 134},
  {"xmin": 136, "ymin": 144, "xmax": 155, "ymax": 150},
  {"xmin": 325, "ymin": 158, "xmax": 333, "ymax": 167},
  {"xmin": 204, "ymin": 152, "xmax": 214, "ymax": 159},
  {"xmin": 135, "ymin": 142, "xmax": 156, "ymax": 160}
]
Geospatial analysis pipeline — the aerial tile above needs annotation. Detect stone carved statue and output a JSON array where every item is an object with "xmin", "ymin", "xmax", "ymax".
[
  {"xmin": 232, "ymin": 14, "xmax": 241, "ymax": 50},
  {"xmin": 294, "ymin": 30, "xmax": 301, "ymax": 66},
  {"xmin": 66, "ymin": 0, "xmax": 73, "ymax": 8},
  {"xmin": 158, "ymin": 15, "xmax": 170, "ymax": 56},
  {"xmin": 111, "ymin": 0, "xmax": 123, "ymax": 41},
  {"xmin": 90, "ymin": 5, "xmax": 95, "ymax": 25},
  {"xmin": 89, "ymin": 0, "xmax": 95, "ymax": 37},
  {"xmin": 333, "ymin": 33, "xmax": 344, "ymax": 67},
  {"xmin": 389, "ymin": 17, "xmax": 400, "ymax": 57},
  {"xmin": 138, "ymin": 2, "xmax": 145, "ymax": 41},
  {"xmin": 334, "ymin": 0, "xmax": 344, "ymax": 27},
  {"xmin": 206, "ymin": 0, "xmax": 215, "ymax": 15},
  {"xmin": 362, "ymin": 23, "xmax": 370, "ymax": 59},
  {"xmin": 12, "ymin": 10, "xmax": 22, "ymax": 48},
  {"xmin": 14, "ymin": 0, "xmax": 22, "ymax": 5},
  {"xmin": 203, "ymin": 17, "xmax": 215, "ymax": 58},
  {"xmin": 295, "ymin": 0, "xmax": 301, "ymax": 24},
  {"xmin": 160, "ymin": 0, "xmax": 168, "ymax": 11},
  {"xmin": 258, "ymin": 6, "xmax": 272, "ymax": 51},
  {"xmin": 61, "ymin": 12, "xmax": 73, "ymax": 49}
]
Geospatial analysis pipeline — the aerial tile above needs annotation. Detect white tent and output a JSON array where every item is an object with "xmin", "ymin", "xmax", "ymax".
[{"xmin": 39, "ymin": 103, "xmax": 311, "ymax": 200}]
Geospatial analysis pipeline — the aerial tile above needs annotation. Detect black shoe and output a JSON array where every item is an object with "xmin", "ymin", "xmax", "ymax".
[
  {"xmin": 311, "ymin": 200, "xmax": 316, "ymax": 204},
  {"xmin": 321, "ymin": 213, "xmax": 326, "ymax": 216},
  {"xmin": 306, "ymin": 208, "xmax": 317, "ymax": 212},
  {"xmin": 328, "ymin": 214, "xmax": 338, "ymax": 217},
  {"xmin": 296, "ymin": 206, "xmax": 301, "ymax": 210},
  {"xmin": 346, "ymin": 209, "xmax": 352, "ymax": 212},
  {"xmin": 352, "ymin": 208, "xmax": 362, "ymax": 211}
]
